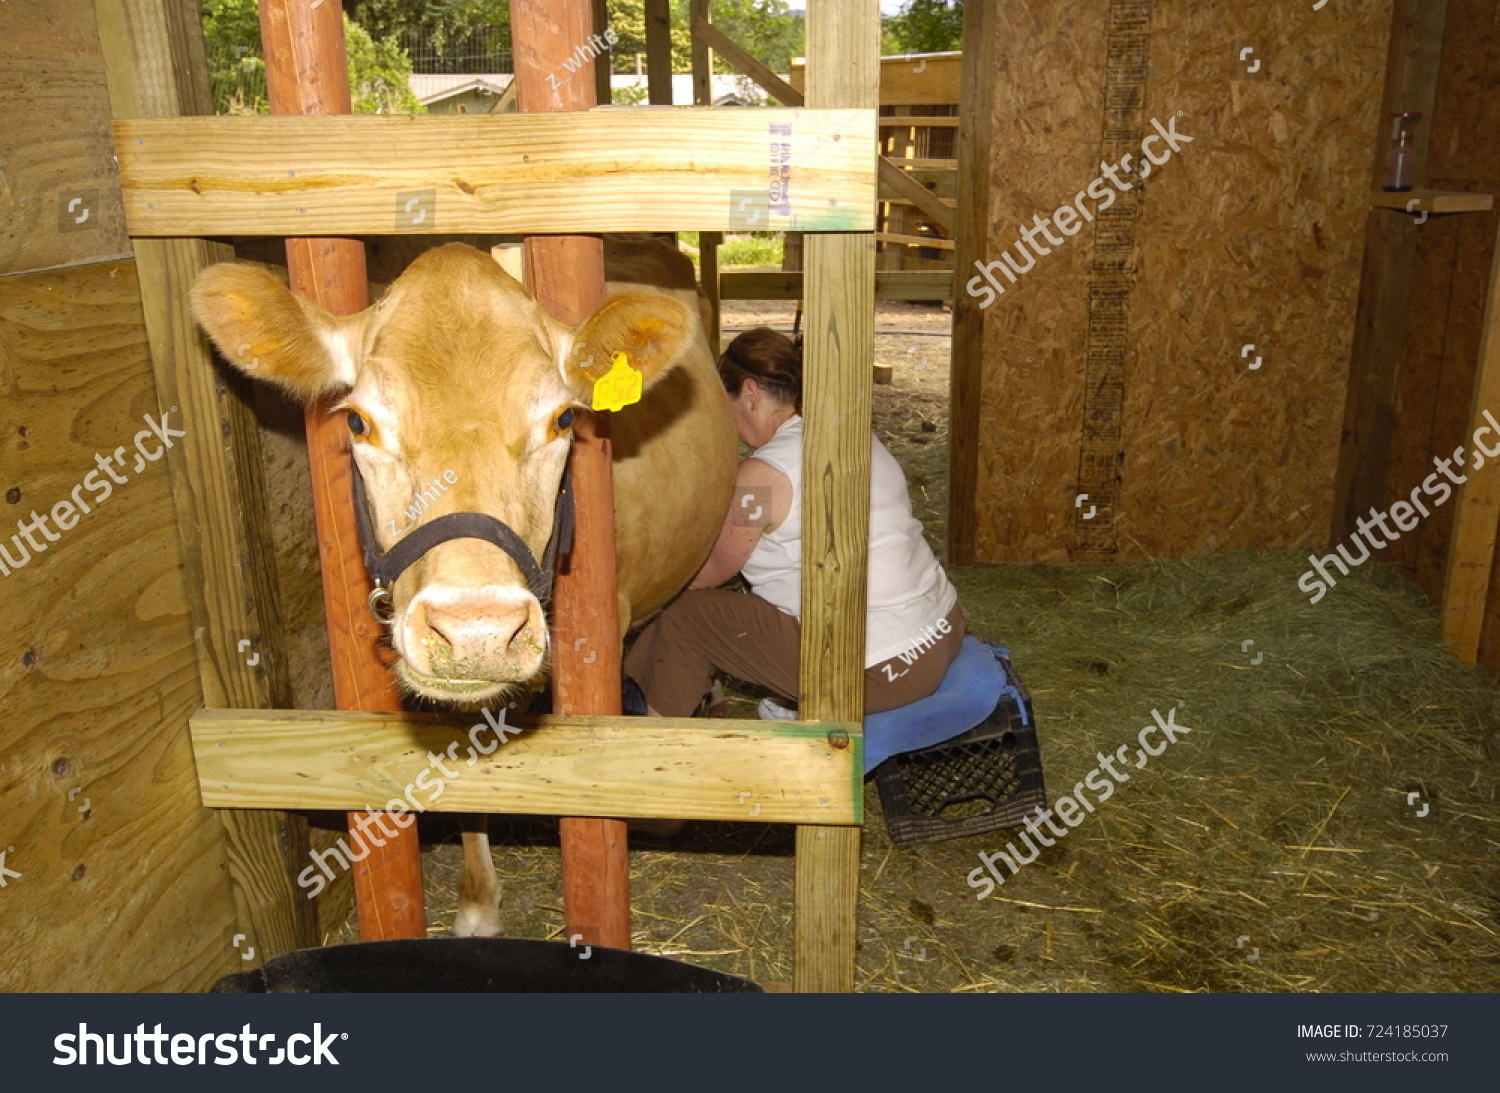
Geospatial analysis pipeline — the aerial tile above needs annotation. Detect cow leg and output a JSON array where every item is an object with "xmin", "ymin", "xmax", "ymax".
[{"xmin": 453, "ymin": 815, "xmax": 503, "ymax": 937}]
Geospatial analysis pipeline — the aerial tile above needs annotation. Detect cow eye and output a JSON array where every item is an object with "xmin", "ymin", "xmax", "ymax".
[
  {"xmin": 556, "ymin": 409, "xmax": 574, "ymax": 431},
  {"xmin": 347, "ymin": 410, "xmax": 370, "ymax": 437}
]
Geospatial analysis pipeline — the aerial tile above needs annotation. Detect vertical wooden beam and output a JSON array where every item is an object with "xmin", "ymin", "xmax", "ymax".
[
  {"xmin": 794, "ymin": 0, "xmax": 877, "ymax": 995},
  {"xmin": 1332, "ymin": 0, "xmax": 1448, "ymax": 542},
  {"xmin": 259, "ymin": 0, "xmax": 425, "ymax": 941},
  {"xmin": 592, "ymin": 0, "xmax": 611, "ymax": 106},
  {"xmin": 93, "ymin": 0, "xmax": 314, "ymax": 964},
  {"xmin": 946, "ymin": 0, "xmax": 996, "ymax": 565},
  {"xmin": 645, "ymin": 0, "xmax": 673, "ymax": 105},
  {"xmin": 690, "ymin": 0, "xmax": 722, "ymax": 356},
  {"xmin": 512, "ymin": 0, "xmax": 633, "ymax": 953},
  {"xmin": 1442, "ymin": 216, "xmax": 1500, "ymax": 662}
]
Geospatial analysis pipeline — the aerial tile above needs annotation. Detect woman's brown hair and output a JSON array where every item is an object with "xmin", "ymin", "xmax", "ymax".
[{"xmin": 717, "ymin": 326, "xmax": 802, "ymax": 413}]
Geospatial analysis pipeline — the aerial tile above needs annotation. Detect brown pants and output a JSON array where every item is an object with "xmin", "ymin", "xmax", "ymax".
[{"xmin": 623, "ymin": 589, "xmax": 966, "ymax": 717}]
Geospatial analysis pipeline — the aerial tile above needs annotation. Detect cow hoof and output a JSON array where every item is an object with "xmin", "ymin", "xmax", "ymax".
[{"xmin": 452, "ymin": 906, "xmax": 504, "ymax": 938}]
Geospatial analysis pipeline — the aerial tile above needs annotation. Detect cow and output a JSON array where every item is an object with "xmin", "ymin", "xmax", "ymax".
[{"xmin": 191, "ymin": 238, "xmax": 739, "ymax": 935}]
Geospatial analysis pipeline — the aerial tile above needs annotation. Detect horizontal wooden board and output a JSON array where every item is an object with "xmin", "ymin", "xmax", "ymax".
[
  {"xmin": 720, "ymin": 268, "xmax": 952, "ymax": 300},
  {"xmin": 876, "ymin": 231, "xmax": 954, "ymax": 250},
  {"xmin": 191, "ymin": 709, "xmax": 863, "ymax": 824},
  {"xmin": 1369, "ymin": 188, "xmax": 1494, "ymax": 213},
  {"xmin": 114, "ymin": 110, "xmax": 876, "ymax": 236},
  {"xmin": 791, "ymin": 52, "xmax": 961, "ymax": 106},
  {"xmin": 880, "ymin": 116, "xmax": 961, "ymax": 127}
]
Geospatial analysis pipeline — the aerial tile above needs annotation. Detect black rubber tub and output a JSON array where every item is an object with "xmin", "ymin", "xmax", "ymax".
[{"xmin": 211, "ymin": 938, "xmax": 762, "ymax": 994}]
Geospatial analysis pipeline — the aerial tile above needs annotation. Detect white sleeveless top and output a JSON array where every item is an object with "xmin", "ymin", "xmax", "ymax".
[{"xmin": 740, "ymin": 415, "xmax": 959, "ymax": 667}]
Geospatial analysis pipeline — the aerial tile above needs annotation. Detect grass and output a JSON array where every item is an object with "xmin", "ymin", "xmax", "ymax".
[{"xmin": 679, "ymin": 232, "xmax": 784, "ymax": 276}]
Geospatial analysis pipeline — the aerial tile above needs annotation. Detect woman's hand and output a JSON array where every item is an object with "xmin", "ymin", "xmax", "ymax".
[{"xmin": 689, "ymin": 457, "xmax": 792, "ymax": 588}]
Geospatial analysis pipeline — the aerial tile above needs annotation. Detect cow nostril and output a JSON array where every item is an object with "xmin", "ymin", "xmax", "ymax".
[{"xmin": 416, "ymin": 598, "xmax": 533, "ymax": 667}]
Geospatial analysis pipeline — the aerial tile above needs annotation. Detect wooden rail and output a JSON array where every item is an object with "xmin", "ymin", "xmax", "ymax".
[
  {"xmin": 112, "ymin": 111, "xmax": 876, "ymax": 236},
  {"xmin": 190, "ymin": 709, "xmax": 863, "ymax": 825},
  {"xmin": 720, "ymin": 269, "xmax": 952, "ymax": 301}
]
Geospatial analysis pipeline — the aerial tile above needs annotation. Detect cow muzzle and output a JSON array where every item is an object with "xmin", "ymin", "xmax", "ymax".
[{"xmin": 396, "ymin": 585, "xmax": 550, "ymax": 697}]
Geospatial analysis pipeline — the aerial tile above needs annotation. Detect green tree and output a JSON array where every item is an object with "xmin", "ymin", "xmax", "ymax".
[
  {"xmin": 200, "ymin": 0, "xmax": 422, "ymax": 114},
  {"xmin": 884, "ymin": 0, "xmax": 963, "ymax": 54},
  {"xmin": 607, "ymin": 0, "xmax": 802, "ymax": 78},
  {"xmin": 346, "ymin": 18, "xmax": 425, "ymax": 112},
  {"xmin": 685, "ymin": 0, "xmax": 803, "ymax": 77}
]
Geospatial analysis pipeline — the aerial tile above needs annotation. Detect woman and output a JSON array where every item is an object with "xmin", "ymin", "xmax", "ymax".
[{"xmin": 623, "ymin": 327, "xmax": 964, "ymax": 718}]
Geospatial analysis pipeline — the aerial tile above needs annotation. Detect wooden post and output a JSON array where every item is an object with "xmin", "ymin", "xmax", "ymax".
[
  {"xmin": 1332, "ymin": 0, "xmax": 1448, "ymax": 542},
  {"xmin": 690, "ymin": 0, "xmax": 722, "ymax": 357},
  {"xmin": 1441, "ymin": 217, "xmax": 1500, "ymax": 663},
  {"xmin": 947, "ymin": 0, "xmax": 996, "ymax": 565},
  {"xmin": 512, "ymin": 0, "xmax": 633, "ymax": 953},
  {"xmin": 645, "ymin": 0, "xmax": 673, "ymax": 105},
  {"xmin": 259, "ymin": 0, "xmax": 425, "ymax": 941},
  {"xmin": 592, "ymin": 0, "xmax": 611, "ymax": 105},
  {"xmin": 93, "ymin": 0, "xmax": 315, "ymax": 964},
  {"xmin": 794, "ymin": 0, "xmax": 877, "ymax": 994}
]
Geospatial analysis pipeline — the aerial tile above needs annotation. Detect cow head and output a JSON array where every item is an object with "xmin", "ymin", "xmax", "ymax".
[{"xmin": 191, "ymin": 243, "xmax": 696, "ymax": 705}]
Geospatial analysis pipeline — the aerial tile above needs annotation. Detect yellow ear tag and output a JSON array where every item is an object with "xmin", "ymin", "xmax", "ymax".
[{"xmin": 590, "ymin": 351, "xmax": 643, "ymax": 413}]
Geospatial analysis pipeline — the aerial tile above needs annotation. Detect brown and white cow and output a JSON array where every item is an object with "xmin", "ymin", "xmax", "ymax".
[{"xmin": 191, "ymin": 239, "xmax": 738, "ymax": 935}]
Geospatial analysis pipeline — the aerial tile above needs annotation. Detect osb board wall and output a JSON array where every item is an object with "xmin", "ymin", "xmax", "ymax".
[
  {"xmin": 1376, "ymin": 0, "xmax": 1500, "ymax": 672},
  {"xmin": 971, "ymin": 0, "xmax": 1390, "ymax": 561},
  {"xmin": 0, "ymin": 260, "xmax": 240, "ymax": 991},
  {"xmin": 0, "ymin": 0, "xmax": 131, "ymax": 275}
]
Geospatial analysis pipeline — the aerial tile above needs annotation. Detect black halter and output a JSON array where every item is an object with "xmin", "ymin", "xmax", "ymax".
[{"xmin": 351, "ymin": 459, "xmax": 575, "ymax": 622}]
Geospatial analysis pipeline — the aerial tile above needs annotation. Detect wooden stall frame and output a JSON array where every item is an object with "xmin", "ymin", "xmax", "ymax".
[
  {"xmin": 259, "ymin": 0, "xmax": 426, "ymax": 942},
  {"xmin": 93, "ymin": 0, "xmax": 316, "ymax": 966},
  {"xmin": 946, "ymin": 0, "xmax": 995, "ymax": 565},
  {"xmin": 1439, "ymin": 206, "xmax": 1500, "ymax": 663},
  {"xmin": 512, "ymin": 0, "xmax": 630, "ymax": 954},
  {"xmin": 112, "ymin": 0, "xmax": 878, "ymax": 992}
]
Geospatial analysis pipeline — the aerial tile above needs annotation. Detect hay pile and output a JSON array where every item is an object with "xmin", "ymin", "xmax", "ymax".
[{"xmin": 361, "ymin": 550, "xmax": 1499, "ymax": 992}]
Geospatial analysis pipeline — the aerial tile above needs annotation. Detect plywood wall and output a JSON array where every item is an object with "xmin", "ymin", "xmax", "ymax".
[
  {"xmin": 964, "ymin": 0, "xmax": 1391, "ymax": 561},
  {"xmin": 0, "ymin": 1, "xmax": 131, "ymax": 273},
  {"xmin": 0, "ymin": 261, "xmax": 240, "ymax": 991}
]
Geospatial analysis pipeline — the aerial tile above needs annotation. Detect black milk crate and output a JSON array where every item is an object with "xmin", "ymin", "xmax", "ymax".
[{"xmin": 874, "ymin": 652, "xmax": 1047, "ymax": 847}]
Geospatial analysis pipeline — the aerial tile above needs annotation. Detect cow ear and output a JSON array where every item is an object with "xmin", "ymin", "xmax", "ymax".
[
  {"xmin": 190, "ymin": 263, "xmax": 359, "ymax": 399},
  {"xmin": 562, "ymin": 290, "xmax": 697, "ymax": 403}
]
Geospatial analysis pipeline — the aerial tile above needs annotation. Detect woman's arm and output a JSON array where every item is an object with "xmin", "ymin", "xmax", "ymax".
[{"xmin": 689, "ymin": 458, "xmax": 793, "ymax": 589}]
